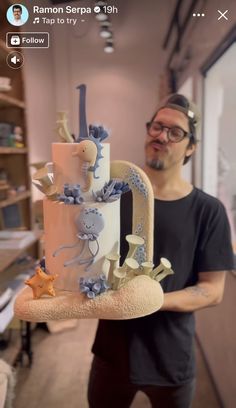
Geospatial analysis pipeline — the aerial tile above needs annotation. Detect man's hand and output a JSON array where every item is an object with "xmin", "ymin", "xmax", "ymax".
[{"xmin": 160, "ymin": 271, "xmax": 226, "ymax": 312}]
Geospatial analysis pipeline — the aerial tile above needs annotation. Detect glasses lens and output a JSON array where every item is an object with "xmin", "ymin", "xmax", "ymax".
[
  {"xmin": 169, "ymin": 127, "xmax": 185, "ymax": 142},
  {"xmin": 148, "ymin": 122, "xmax": 162, "ymax": 137}
]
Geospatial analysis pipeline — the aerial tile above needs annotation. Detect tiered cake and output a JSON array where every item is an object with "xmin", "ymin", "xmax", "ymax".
[
  {"xmin": 14, "ymin": 85, "xmax": 173, "ymax": 321},
  {"xmin": 44, "ymin": 142, "xmax": 120, "ymax": 292}
]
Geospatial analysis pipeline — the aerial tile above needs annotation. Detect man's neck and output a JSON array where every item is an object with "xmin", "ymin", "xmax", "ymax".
[{"xmin": 143, "ymin": 165, "xmax": 193, "ymax": 201}]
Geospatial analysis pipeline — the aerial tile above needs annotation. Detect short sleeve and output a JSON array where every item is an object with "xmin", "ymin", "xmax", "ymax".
[{"xmin": 195, "ymin": 201, "xmax": 234, "ymax": 272}]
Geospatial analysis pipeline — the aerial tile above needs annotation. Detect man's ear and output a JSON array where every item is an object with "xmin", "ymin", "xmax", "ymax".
[{"xmin": 185, "ymin": 143, "xmax": 196, "ymax": 158}]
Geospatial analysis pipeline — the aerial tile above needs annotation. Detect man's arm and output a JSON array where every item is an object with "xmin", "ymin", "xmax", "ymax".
[{"xmin": 160, "ymin": 271, "xmax": 226, "ymax": 312}]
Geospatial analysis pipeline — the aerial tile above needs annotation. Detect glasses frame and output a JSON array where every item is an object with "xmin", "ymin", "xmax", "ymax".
[{"xmin": 146, "ymin": 121, "xmax": 190, "ymax": 143}]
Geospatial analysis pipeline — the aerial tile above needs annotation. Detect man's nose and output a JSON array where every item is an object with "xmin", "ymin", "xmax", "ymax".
[{"xmin": 156, "ymin": 128, "xmax": 169, "ymax": 144}]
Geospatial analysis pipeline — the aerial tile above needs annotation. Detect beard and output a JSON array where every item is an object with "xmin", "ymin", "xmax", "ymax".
[
  {"xmin": 145, "ymin": 140, "xmax": 166, "ymax": 170},
  {"xmin": 146, "ymin": 157, "xmax": 165, "ymax": 170},
  {"xmin": 145, "ymin": 138, "xmax": 192, "ymax": 171}
]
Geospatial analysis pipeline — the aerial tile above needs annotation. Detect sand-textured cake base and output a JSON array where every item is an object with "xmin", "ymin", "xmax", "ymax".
[{"xmin": 14, "ymin": 275, "xmax": 164, "ymax": 322}]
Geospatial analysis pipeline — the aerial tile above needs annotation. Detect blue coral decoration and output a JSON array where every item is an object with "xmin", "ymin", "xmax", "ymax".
[
  {"xmin": 93, "ymin": 179, "xmax": 130, "ymax": 202},
  {"xmin": 58, "ymin": 183, "xmax": 84, "ymax": 205},
  {"xmin": 134, "ymin": 244, "xmax": 147, "ymax": 264},
  {"xmin": 79, "ymin": 274, "xmax": 110, "ymax": 299},
  {"xmin": 126, "ymin": 168, "xmax": 148, "ymax": 198},
  {"xmin": 89, "ymin": 124, "xmax": 108, "ymax": 142}
]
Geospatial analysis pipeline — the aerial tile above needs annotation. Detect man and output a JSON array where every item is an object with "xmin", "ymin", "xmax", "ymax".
[
  {"xmin": 11, "ymin": 5, "xmax": 24, "ymax": 26},
  {"xmin": 88, "ymin": 94, "xmax": 234, "ymax": 408}
]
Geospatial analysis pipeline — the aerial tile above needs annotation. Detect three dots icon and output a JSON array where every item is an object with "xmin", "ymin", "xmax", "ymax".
[{"xmin": 193, "ymin": 13, "xmax": 205, "ymax": 17}]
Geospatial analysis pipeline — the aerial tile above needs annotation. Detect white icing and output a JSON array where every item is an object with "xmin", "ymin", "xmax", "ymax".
[{"xmin": 44, "ymin": 199, "xmax": 120, "ymax": 291}]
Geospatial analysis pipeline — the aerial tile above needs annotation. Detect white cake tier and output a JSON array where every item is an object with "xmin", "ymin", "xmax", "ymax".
[
  {"xmin": 52, "ymin": 143, "xmax": 110, "ymax": 198},
  {"xmin": 44, "ymin": 199, "xmax": 120, "ymax": 291}
]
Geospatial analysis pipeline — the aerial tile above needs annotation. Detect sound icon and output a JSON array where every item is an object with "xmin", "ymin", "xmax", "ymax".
[
  {"xmin": 11, "ymin": 55, "xmax": 18, "ymax": 64},
  {"xmin": 6, "ymin": 51, "xmax": 24, "ymax": 69}
]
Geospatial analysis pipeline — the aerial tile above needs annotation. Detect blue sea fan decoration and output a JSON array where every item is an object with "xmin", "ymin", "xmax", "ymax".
[
  {"xmin": 93, "ymin": 179, "xmax": 130, "ymax": 202},
  {"xmin": 79, "ymin": 274, "xmax": 110, "ymax": 299}
]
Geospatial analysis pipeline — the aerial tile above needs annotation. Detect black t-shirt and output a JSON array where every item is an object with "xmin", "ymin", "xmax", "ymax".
[{"xmin": 92, "ymin": 187, "xmax": 234, "ymax": 386}]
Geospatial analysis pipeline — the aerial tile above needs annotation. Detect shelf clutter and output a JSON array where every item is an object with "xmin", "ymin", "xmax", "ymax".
[
  {"xmin": 0, "ymin": 0, "xmax": 42, "ymax": 369},
  {"xmin": 0, "ymin": 230, "xmax": 40, "ymax": 250}
]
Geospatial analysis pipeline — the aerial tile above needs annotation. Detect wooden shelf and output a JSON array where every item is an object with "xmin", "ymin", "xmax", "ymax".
[
  {"xmin": 0, "ymin": 185, "xmax": 9, "ymax": 190},
  {"xmin": 0, "ymin": 4, "xmax": 36, "ymax": 363},
  {"xmin": 0, "ymin": 147, "xmax": 28, "ymax": 154},
  {"xmin": 0, "ymin": 93, "xmax": 25, "ymax": 109},
  {"xmin": 0, "ymin": 191, "xmax": 31, "ymax": 209},
  {"xmin": 0, "ymin": 230, "xmax": 43, "ymax": 273}
]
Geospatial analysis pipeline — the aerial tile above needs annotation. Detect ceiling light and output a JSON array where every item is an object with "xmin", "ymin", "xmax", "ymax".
[
  {"xmin": 94, "ymin": 1, "xmax": 108, "ymax": 20},
  {"xmin": 104, "ymin": 41, "xmax": 114, "ymax": 53},
  {"xmin": 95, "ymin": 1, "xmax": 107, "ymax": 5},
  {"xmin": 100, "ymin": 20, "xmax": 111, "ymax": 27},
  {"xmin": 100, "ymin": 26, "xmax": 112, "ymax": 38},
  {"xmin": 95, "ymin": 12, "xmax": 108, "ymax": 21}
]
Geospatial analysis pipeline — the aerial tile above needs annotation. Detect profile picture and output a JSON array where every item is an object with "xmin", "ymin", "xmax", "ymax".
[{"xmin": 6, "ymin": 4, "xmax": 29, "ymax": 27}]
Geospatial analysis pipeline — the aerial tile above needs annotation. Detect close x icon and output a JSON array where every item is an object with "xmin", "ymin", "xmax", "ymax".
[{"xmin": 217, "ymin": 10, "xmax": 229, "ymax": 20}]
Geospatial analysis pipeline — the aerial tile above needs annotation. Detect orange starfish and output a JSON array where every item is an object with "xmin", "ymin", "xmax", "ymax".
[{"xmin": 25, "ymin": 267, "xmax": 58, "ymax": 299}]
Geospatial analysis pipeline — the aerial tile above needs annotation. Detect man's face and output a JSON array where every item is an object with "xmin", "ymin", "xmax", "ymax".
[
  {"xmin": 145, "ymin": 108, "xmax": 195, "ymax": 171},
  {"xmin": 13, "ymin": 8, "xmax": 22, "ymax": 20}
]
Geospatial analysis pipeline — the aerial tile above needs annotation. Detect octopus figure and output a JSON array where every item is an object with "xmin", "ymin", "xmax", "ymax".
[{"xmin": 53, "ymin": 208, "xmax": 104, "ymax": 271}]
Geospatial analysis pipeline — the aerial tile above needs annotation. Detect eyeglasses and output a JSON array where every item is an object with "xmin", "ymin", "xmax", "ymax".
[{"xmin": 146, "ymin": 121, "xmax": 190, "ymax": 143}]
